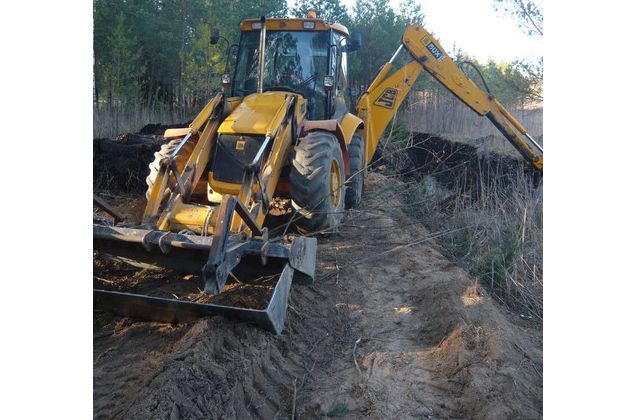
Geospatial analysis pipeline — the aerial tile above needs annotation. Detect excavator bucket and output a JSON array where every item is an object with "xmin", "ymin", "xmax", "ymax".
[{"xmin": 93, "ymin": 219, "xmax": 316, "ymax": 334}]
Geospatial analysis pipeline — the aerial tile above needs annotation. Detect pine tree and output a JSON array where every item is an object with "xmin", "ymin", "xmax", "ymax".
[{"xmin": 291, "ymin": 0, "xmax": 349, "ymax": 25}]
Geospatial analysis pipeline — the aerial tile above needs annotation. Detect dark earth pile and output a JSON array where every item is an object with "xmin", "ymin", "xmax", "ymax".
[
  {"xmin": 374, "ymin": 132, "xmax": 542, "ymax": 198},
  {"xmin": 93, "ymin": 123, "xmax": 187, "ymax": 195}
]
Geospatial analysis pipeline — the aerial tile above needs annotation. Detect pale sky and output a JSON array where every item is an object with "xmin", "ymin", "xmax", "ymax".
[{"xmin": 338, "ymin": 0, "xmax": 543, "ymax": 63}]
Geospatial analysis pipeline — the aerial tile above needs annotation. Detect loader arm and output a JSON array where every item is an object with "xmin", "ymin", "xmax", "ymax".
[
  {"xmin": 358, "ymin": 24, "xmax": 542, "ymax": 170},
  {"xmin": 94, "ymin": 92, "xmax": 315, "ymax": 335},
  {"xmin": 143, "ymin": 92, "xmax": 225, "ymax": 228}
]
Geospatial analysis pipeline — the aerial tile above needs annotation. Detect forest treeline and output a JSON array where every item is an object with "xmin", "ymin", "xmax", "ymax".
[{"xmin": 93, "ymin": 0, "xmax": 542, "ymax": 131}]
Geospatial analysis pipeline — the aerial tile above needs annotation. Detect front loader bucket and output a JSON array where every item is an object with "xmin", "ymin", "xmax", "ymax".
[
  {"xmin": 94, "ymin": 263, "xmax": 295, "ymax": 334},
  {"xmin": 93, "ymin": 222, "xmax": 317, "ymax": 334}
]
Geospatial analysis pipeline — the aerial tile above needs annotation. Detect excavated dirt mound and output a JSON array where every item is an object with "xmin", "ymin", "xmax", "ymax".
[
  {"xmin": 93, "ymin": 123, "xmax": 188, "ymax": 195},
  {"xmin": 376, "ymin": 132, "xmax": 542, "ymax": 196},
  {"xmin": 93, "ymin": 170, "xmax": 542, "ymax": 419}
]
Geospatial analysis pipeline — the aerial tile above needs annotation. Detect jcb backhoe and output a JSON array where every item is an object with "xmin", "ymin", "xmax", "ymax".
[{"xmin": 93, "ymin": 15, "xmax": 543, "ymax": 334}]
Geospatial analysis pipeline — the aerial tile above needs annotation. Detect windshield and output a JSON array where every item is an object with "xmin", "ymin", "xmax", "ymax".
[{"xmin": 232, "ymin": 30, "xmax": 330, "ymax": 119}]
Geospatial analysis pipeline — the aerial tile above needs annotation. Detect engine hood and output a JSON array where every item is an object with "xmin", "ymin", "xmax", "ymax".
[{"xmin": 218, "ymin": 92, "xmax": 306, "ymax": 136}]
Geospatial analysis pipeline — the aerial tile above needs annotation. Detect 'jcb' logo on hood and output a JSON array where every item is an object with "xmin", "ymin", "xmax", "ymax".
[{"xmin": 374, "ymin": 88, "xmax": 398, "ymax": 109}]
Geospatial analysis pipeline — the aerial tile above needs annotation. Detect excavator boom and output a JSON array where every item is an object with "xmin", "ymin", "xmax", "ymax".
[
  {"xmin": 359, "ymin": 24, "xmax": 542, "ymax": 170},
  {"xmin": 402, "ymin": 24, "xmax": 542, "ymax": 169}
]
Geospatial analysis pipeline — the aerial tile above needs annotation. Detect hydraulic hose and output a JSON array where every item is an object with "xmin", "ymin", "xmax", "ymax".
[{"xmin": 457, "ymin": 60, "xmax": 492, "ymax": 95}]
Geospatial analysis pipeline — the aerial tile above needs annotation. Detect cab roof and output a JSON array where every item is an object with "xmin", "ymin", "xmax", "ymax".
[{"xmin": 240, "ymin": 18, "xmax": 350, "ymax": 36}]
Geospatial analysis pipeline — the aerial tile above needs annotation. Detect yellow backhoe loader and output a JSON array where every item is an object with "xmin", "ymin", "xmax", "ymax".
[{"xmin": 94, "ymin": 15, "xmax": 542, "ymax": 334}]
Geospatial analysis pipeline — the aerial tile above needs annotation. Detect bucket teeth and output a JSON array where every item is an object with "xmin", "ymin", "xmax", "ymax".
[{"xmin": 203, "ymin": 262, "xmax": 227, "ymax": 295}]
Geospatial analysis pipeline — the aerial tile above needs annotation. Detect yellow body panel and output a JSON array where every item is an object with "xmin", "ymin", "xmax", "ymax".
[
  {"xmin": 339, "ymin": 113, "xmax": 365, "ymax": 164},
  {"xmin": 169, "ymin": 202, "xmax": 218, "ymax": 235},
  {"xmin": 208, "ymin": 174, "xmax": 244, "ymax": 197},
  {"xmin": 339, "ymin": 114, "xmax": 363, "ymax": 146},
  {"xmin": 164, "ymin": 128, "xmax": 190, "ymax": 138}
]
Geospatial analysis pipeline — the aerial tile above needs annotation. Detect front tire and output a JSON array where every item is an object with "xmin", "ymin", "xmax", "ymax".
[
  {"xmin": 145, "ymin": 137, "xmax": 197, "ymax": 201},
  {"xmin": 290, "ymin": 131, "xmax": 346, "ymax": 233}
]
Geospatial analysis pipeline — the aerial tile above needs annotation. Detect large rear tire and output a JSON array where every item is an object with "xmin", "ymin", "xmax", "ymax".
[
  {"xmin": 345, "ymin": 133, "xmax": 364, "ymax": 208},
  {"xmin": 290, "ymin": 131, "xmax": 346, "ymax": 233}
]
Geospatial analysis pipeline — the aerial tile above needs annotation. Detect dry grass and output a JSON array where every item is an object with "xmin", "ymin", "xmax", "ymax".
[
  {"xmin": 93, "ymin": 106, "xmax": 199, "ymax": 138},
  {"xmin": 404, "ymin": 91, "xmax": 543, "ymax": 157},
  {"xmin": 379, "ymin": 106, "xmax": 543, "ymax": 322},
  {"xmin": 405, "ymin": 162, "xmax": 543, "ymax": 323}
]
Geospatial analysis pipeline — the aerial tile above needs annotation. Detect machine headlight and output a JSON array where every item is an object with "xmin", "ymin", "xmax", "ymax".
[{"xmin": 221, "ymin": 73, "xmax": 232, "ymax": 88}]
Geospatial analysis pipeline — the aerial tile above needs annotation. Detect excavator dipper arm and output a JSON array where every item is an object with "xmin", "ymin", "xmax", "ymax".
[{"xmin": 401, "ymin": 24, "xmax": 542, "ymax": 170}]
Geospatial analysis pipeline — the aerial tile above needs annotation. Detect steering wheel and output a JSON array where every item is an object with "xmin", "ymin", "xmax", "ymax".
[{"xmin": 275, "ymin": 74, "xmax": 301, "ymax": 85}]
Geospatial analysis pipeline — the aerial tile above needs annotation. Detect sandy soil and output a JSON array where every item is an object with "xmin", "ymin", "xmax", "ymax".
[{"xmin": 93, "ymin": 171, "xmax": 542, "ymax": 419}]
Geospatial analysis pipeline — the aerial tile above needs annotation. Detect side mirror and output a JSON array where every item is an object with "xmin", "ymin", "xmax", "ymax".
[
  {"xmin": 210, "ymin": 29, "xmax": 220, "ymax": 45},
  {"xmin": 346, "ymin": 31, "xmax": 362, "ymax": 52}
]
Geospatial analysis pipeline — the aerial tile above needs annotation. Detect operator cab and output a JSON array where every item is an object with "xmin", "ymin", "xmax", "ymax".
[{"xmin": 230, "ymin": 17, "xmax": 359, "ymax": 121}]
